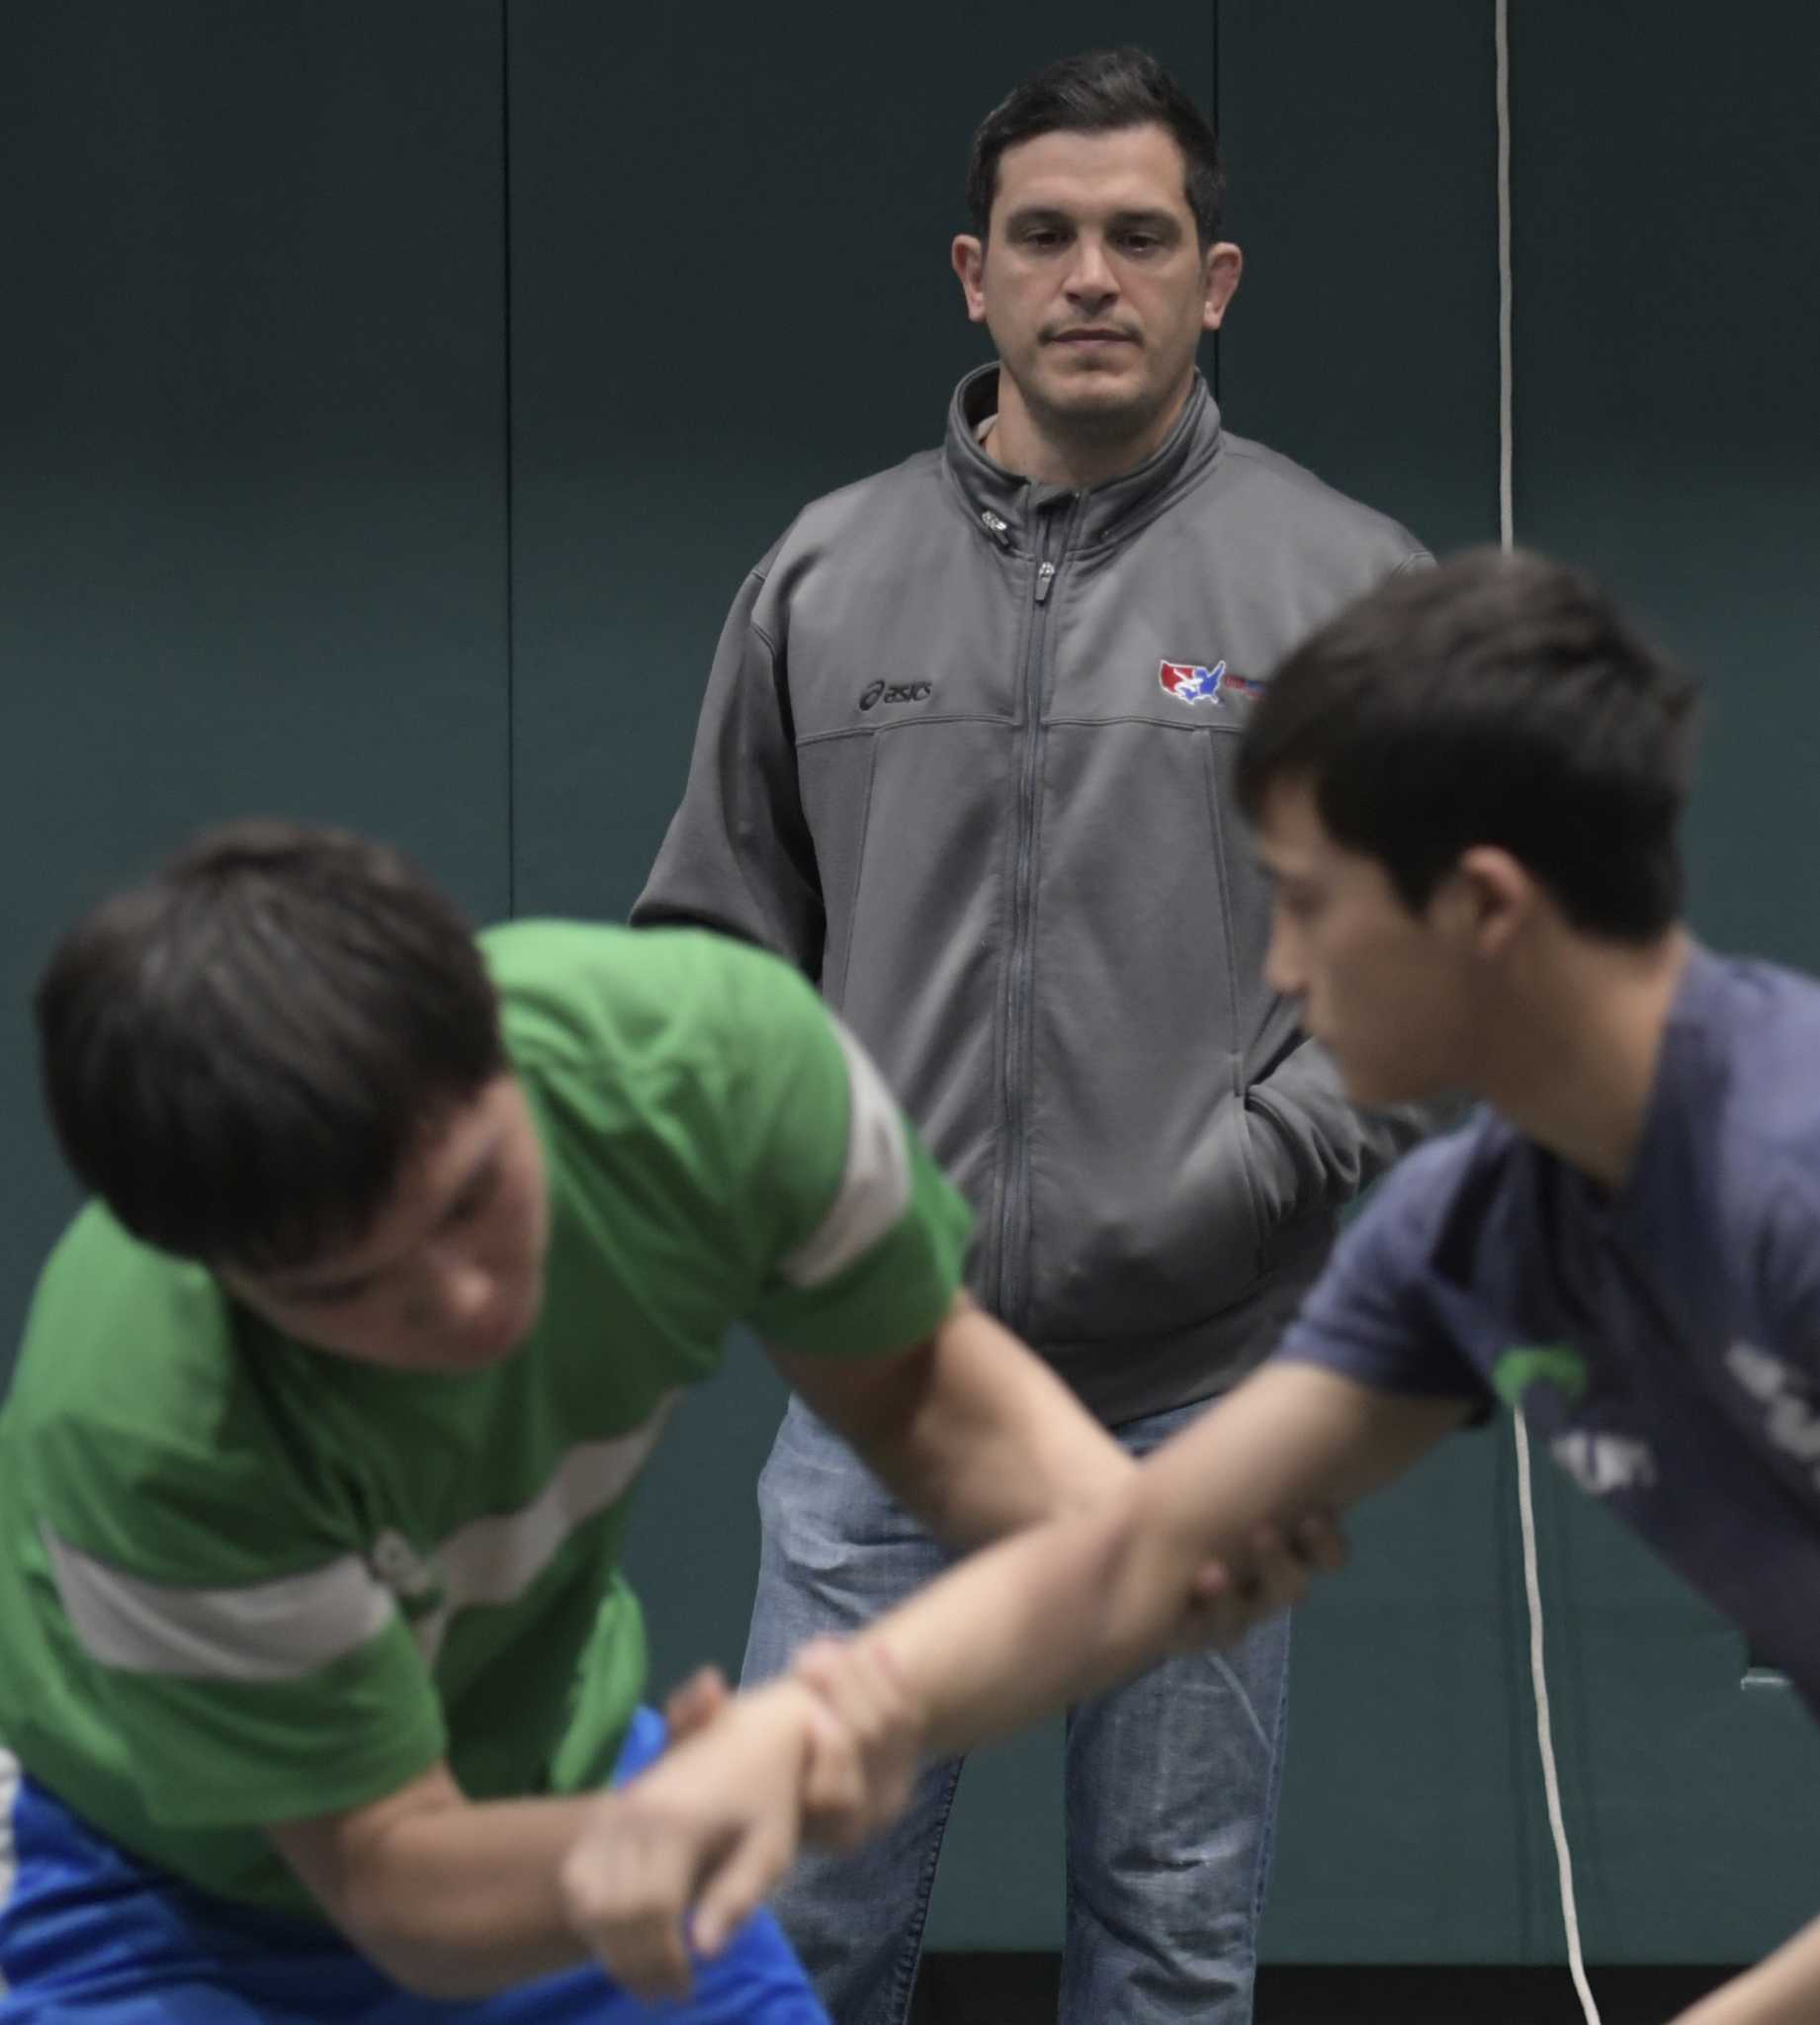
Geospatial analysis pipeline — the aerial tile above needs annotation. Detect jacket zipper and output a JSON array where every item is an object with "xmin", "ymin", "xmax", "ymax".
[{"xmin": 995, "ymin": 498, "xmax": 1072, "ymax": 1327}]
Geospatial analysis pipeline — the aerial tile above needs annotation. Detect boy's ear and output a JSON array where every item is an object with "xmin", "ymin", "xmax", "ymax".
[{"xmin": 1439, "ymin": 846, "xmax": 1538, "ymax": 957}]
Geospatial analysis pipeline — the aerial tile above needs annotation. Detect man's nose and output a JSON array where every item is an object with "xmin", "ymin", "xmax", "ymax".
[{"xmin": 1064, "ymin": 235, "xmax": 1117, "ymax": 304}]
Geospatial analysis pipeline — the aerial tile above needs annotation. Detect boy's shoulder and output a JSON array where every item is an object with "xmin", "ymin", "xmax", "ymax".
[
  {"xmin": 1675, "ymin": 953, "xmax": 1820, "ymax": 1272},
  {"xmin": 1358, "ymin": 1108, "xmax": 1521, "ymax": 1250},
  {"xmin": 483, "ymin": 917, "xmax": 805, "ymax": 999},
  {"xmin": 14, "ymin": 1204, "xmax": 233, "ymax": 1409},
  {"xmin": 1665, "ymin": 949, "xmax": 1820, "ymax": 1200},
  {"xmin": 1701, "ymin": 951, "xmax": 1820, "ymax": 1113},
  {"xmin": 482, "ymin": 922, "xmax": 820, "ymax": 1069},
  {"xmin": 481, "ymin": 923, "xmax": 839, "ymax": 1194},
  {"xmin": 4, "ymin": 1207, "xmax": 281, "ymax": 1542}
]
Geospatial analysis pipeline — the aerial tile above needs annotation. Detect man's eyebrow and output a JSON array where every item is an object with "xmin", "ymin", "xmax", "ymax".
[
  {"xmin": 1001, "ymin": 206, "xmax": 1183, "ymax": 231},
  {"xmin": 1105, "ymin": 208, "xmax": 1181, "ymax": 231}
]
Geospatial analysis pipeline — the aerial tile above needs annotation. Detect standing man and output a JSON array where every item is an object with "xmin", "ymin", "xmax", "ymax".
[{"xmin": 635, "ymin": 45, "xmax": 1430, "ymax": 2025}]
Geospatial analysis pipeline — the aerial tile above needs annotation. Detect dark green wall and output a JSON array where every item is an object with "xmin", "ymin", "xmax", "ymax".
[
  {"xmin": 5, "ymin": 0, "xmax": 1820, "ymax": 1969},
  {"xmin": 0, "ymin": 0, "xmax": 511, "ymax": 1331}
]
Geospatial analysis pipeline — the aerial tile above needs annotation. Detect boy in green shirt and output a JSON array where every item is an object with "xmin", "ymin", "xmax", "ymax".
[{"xmin": 0, "ymin": 821, "xmax": 1275, "ymax": 2022}]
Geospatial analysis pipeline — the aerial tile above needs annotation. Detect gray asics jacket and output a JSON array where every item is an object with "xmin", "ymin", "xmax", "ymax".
[{"xmin": 634, "ymin": 364, "xmax": 1432, "ymax": 1422}]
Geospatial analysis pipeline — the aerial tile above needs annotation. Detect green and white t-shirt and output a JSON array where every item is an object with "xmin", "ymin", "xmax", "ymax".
[{"xmin": 0, "ymin": 923, "xmax": 970, "ymax": 1916}]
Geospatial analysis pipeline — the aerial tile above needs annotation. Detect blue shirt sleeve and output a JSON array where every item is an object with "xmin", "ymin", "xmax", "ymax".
[{"xmin": 1271, "ymin": 1138, "xmax": 1495, "ymax": 1408}]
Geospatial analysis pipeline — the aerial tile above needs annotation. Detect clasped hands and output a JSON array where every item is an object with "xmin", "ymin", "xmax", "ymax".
[{"xmin": 561, "ymin": 1511, "xmax": 1346, "ymax": 2001}]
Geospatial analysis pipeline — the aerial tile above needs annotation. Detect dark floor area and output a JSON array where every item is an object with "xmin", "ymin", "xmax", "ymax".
[{"xmin": 909, "ymin": 1954, "xmax": 1737, "ymax": 2022}]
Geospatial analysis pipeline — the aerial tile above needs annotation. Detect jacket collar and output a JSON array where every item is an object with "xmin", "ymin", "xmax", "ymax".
[{"xmin": 942, "ymin": 362, "xmax": 1225, "ymax": 550}]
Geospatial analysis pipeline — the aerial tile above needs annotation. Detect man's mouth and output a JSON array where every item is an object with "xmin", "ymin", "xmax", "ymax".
[{"xmin": 1048, "ymin": 328, "xmax": 1136, "ymax": 346}]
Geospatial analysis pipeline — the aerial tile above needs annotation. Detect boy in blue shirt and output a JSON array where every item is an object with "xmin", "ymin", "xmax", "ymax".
[{"xmin": 569, "ymin": 547, "xmax": 1820, "ymax": 2025}]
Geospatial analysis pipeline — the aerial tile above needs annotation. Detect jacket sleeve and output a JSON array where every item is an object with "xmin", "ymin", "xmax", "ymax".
[
  {"xmin": 629, "ymin": 565, "xmax": 825, "ymax": 978},
  {"xmin": 1244, "ymin": 1036, "xmax": 1458, "ymax": 1230}
]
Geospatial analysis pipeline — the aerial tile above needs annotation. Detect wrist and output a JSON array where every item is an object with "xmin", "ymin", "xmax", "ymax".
[
  {"xmin": 750, "ymin": 1676, "xmax": 834, "ymax": 1759},
  {"xmin": 787, "ymin": 1630, "xmax": 926, "ymax": 1839},
  {"xmin": 792, "ymin": 1633, "xmax": 924, "ymax": 1751}
]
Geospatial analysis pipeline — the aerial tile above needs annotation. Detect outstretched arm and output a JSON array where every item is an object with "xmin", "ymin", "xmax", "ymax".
[
  {"xmin": 563, "ymin": 1361, "xmax": 1470, "ymax": 1994},
  {"xmin": 1670, "ymin": 1912, "xmax": 1820, "ymax": 2025},
  {"xmin": 862, "ymin": 1361, "xmax": 1465, "ymax": 1756}
]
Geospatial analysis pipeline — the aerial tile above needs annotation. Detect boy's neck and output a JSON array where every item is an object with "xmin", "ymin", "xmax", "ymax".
[{"xmin": 1486, "ymin": 926, "xmax": 1693, "ymax": 1191}]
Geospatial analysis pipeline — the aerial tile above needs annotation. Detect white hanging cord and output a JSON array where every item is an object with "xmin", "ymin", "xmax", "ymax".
[
  {"xmin": 1497, "ymin": 0, "xmax": 1516, "ymax": 556},
  {"xmin": 1499, "ymin": 6, "xmax": 1601, "ymax": 2018},
  {"xmin": 1515, "ymin": 1416, "xmax": 1601, "ymax": 2023}
]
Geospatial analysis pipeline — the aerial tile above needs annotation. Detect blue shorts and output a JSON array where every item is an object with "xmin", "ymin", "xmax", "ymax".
[{"xmin": 0, "ymin": 1710, "xmax": 826, "ymax": 2023}]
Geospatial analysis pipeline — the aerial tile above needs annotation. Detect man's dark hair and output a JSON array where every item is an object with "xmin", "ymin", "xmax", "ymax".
[
  {"xmin": 36, "ymin": 821, "xmax": 505, "ymax": 1272},
  {"xmin": 1235, "ymin": 548, "xmax": 1701, "ymax": 942},
  {"xmin": 967, "ymin": 47, "xmax": 1225, "ymax": 246}
]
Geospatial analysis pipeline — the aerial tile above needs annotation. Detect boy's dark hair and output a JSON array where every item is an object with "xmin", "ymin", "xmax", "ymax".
[
  {"xmin": 1235, "ymin": 548, "xmax": 1701, "ymax": 942},
  {"xmin": 967, "ymin": 46, "xmax": 1225, "ymax": 246},
  {"xmin": 36, "ymin": 821, "xmax": 505, "ymax": 1272}
]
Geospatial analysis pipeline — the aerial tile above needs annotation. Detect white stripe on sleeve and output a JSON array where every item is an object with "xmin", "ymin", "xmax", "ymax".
[
  {"xmin": 410, "ymin": 1395, "xmax": 680, "ymax": 1662},
  {"xmin": 0, "ymin": 1743, "xmax": 19, "ymax": 1962},
  {"xmin": 778, "ymin": 1019, "xmax": 912, "ymax": 1289},
  {"xmin": 43, "ymin": 1525, "xmax": 396, "ymax": 1684}
]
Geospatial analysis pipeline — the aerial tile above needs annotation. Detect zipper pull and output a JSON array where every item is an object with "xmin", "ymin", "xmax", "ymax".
[
  {"xmin": 1034, "ymin": 560, "xmax": 1057, "ymax": 604},
  {"xmin": 980, "ymin": 508, "xmax": 1012, "ymax": 550}
]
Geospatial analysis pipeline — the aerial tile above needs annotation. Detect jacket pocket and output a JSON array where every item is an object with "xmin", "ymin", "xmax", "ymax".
[{"xmin": 1018, "ymin": 719, "xmax": 1268, "ymax": 1346}]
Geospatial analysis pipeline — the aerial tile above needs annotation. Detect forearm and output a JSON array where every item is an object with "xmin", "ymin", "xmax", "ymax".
[
  {"xmin": 560, "ymin": 1368, "xmax": 1459, "ymax": 1997},
  {"xmin": 855, "ymin": 1363, "xmax": 1467, "ymax": 1757},
  {"xmin": 274, "ymin": 1781, "xmax": 598, "ymax": 1998},
  {"xmin": 557, "ymin": 1364, "xmax": 1453, "ymax": 1995},
  {"xmin": 1675, "ymin": 1914, "xmax": 1820, "ymax": 2025},
  {"xmin": 842, "ymin": 1297, "xmax": 1131, "ymax": 1545}
]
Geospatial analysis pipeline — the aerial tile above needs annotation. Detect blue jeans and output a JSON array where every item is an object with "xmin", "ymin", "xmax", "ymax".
[
  {"xmin": 742, "ymin": 1396, "xmax": 1292, "ymax": 2025},
  {"xmin": 0, "ymin": 1711, "xmax": 826, "ymax": 2024}
]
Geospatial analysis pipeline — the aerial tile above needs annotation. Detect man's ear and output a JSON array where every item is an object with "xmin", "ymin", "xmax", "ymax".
[
  {"xmin": 952, "ymin": 235, "xmax": 988, "ymax": 323},
  {"xmin": 1202, "ymin": 240, "xmax": 1243, "ymax": 331}
]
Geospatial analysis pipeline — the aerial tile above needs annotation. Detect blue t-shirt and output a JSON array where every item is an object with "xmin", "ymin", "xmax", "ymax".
[{"xmin": 1275, "ymin": 943, "xmax": 1820, "ymax": 1706}]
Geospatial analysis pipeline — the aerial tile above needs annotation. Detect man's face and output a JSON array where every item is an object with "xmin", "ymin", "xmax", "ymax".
[
  {"xmin": 953, "ymin": 123, "xmax": 1239, "ymax": 445},
  {"xmin": 221, "ymin": 1073, "xmax": 550, "ymax": 1373},
  {"xmin": 1254, "ymin": 781, "xmax": 1480, "ymax": 1108}
]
